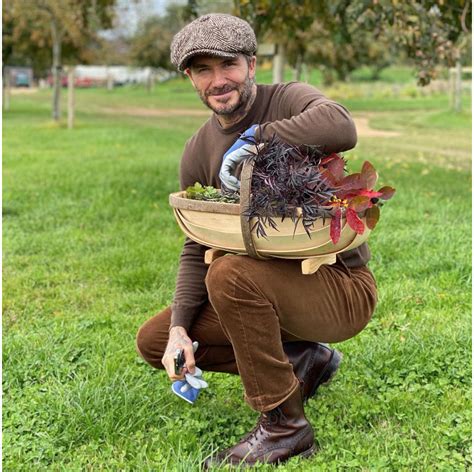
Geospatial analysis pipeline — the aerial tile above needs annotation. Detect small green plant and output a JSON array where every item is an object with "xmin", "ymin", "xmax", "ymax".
[{"xmin": 185, "ymin": 182, "xmax": 240, "ymax": 203}]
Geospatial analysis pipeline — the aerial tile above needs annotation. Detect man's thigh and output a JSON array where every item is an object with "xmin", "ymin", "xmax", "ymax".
[
  {"xmin": 136, "ymin": 303, "xmax": 230, "ymax": 355},
  {"xmin": 218, "ymin": 255, "xmax": 377, "ymax": 343}
]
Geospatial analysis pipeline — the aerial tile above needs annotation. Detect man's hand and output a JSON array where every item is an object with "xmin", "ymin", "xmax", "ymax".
[
  {"xmin": 162, "ymin": 326, "xmax": 196, "ymax": 381},
  {"xmin": 219, "ymin": 124, "xmax": 258, "ymax": 192},
  {"xmin": 219, "ymin": 144, "xmax": 256, "ymax": 191}
]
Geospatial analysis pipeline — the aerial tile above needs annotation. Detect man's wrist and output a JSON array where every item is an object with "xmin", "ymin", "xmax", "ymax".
[{"xmin": 169, "ymin": 325, "xmax": 188, "ymax": 335}]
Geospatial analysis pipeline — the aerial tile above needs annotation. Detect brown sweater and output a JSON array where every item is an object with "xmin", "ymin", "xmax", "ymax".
[{"xmin": 171, "ymin": 82, "xmax": 370, "ymax": 330}]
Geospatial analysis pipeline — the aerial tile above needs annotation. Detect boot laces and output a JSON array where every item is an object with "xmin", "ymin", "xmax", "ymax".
[{"xmin": 244, "ymin": 407, "xmax": 288, "ymax": 447}]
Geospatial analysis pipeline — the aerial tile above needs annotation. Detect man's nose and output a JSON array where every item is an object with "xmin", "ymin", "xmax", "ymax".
[{"xmin": 211, "ymin": 69, "xmax": 228, "ymax": 88}]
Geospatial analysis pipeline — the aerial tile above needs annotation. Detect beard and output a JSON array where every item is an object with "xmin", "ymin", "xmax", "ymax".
[{"xmin": 198, "ymin": 75, "xmax": 255, "ymax": 116}]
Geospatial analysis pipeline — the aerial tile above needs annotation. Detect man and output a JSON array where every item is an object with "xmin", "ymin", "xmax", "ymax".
[{"xmin": 136, "ymin": 13, "xmax": 377, "ymax": 468}]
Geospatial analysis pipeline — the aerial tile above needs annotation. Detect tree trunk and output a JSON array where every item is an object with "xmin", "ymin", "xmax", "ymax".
[
  {"xmin": 302, "ymin": 64, "xmax": 310, "ymax": 83},
  {"xmin": 50, "ymin": 16, "xmax": 62, "ymax": 121},
  {"xmin": 146, "ymin": 69, "xmax": 154, "ymax": 93},
  {"xmin": 67, "ymin": 67, "xmax": 75, "ymax": 129},
  {"xmin": 272, "ymin": 42, "xmax": 286, "ymax": 84},
  {"xmin": 293, "ymin": 54, "xmax": 303, "ymax": 82},
  {"xmin": 454, "ymin": 60, "xmax": 462, "ymax": 113},
  {"xmin": 106, "ymin": 66, "xmax": 113, "ymax": 90},
  {"xmin": 335, "ymin": 66, "xmax": 349, "ymax": 82},
  {"xmin": 3, "ymin": 69, "xmax": 10, "ymax": 111}
]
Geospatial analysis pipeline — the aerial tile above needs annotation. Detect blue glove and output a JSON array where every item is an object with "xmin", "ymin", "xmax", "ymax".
[
  {"xmin": 219, "ymin": 125, "xmax": 258, "ymax": 191},
  {"xmin": 171, "ymin": 366, "xmax": 208, "ymax": 405}
]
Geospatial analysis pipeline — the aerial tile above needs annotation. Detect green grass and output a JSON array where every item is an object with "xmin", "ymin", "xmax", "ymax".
[{"xmin": 3, "ymin": 80, "xmax": 471, "ymax": 471}]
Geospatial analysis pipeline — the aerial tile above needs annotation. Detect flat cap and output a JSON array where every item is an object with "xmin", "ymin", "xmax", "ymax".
[{"xmin": 170, "ymin": 14, "xmax": 257, "ymax": 71}]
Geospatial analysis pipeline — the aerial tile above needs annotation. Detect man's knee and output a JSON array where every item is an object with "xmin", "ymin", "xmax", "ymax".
[
  {"xmin": 205, "ymin": 255, "xmax": 263, "ymax": 310},
  {"xmin": 135, "ymin": 314, "xmax": 169, "ymax": 369},
  {"xmin": 205, "ymin": 255, "xmax": 242, "ymax": 301}
]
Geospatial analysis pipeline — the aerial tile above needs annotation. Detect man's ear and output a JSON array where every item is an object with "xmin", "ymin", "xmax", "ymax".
[
  {"xmin": 248, "ymin": 56, "xmax": 257, "ymax": 80},
  {"xmin": 184, "ymin": 68, "xmax": 196, "ymax": 89}
]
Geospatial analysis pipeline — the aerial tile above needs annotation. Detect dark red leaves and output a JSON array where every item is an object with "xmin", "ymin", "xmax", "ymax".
[
  {"xmin": 378, "ymin": 186, "xmax": 396, "ymax": 200},
  {"xmin": 340, "ymin": 173, "xmax": 365, "ymax": 191},
  {"xmin": 349, "ymin": 195, "xmax": 372, "ymax": 212},
  {"xmin": 365, "ymin": 205, "xmax": 380, "ymax": 230},
  {"xmin": 346, "ymin": 208, "xmax": 365, "ymax": 234},
  {"xmin": 240, "ymin": 135, "xmax": 395, "ymax": 240},
  {"xmin": 330, "ymin": 207, "xmax": 342, "ymax": 244},
  {"xmin": 325, "ymin": 154, "xmax": 346, "ymax": 181},
  {"xmin": 320, "ymin": 168, "xmax": 339, "ymax": 187},
  {"xmin": 320, "ymin": 153, "xmax": 345, "ymax": 186},
  {"xmin": 358, "ymin": 189, "xmax": 382, "ymax": 198},
  {"xmin": 360, "ymin": 161, "xmax": 378, "ymax": 189}
]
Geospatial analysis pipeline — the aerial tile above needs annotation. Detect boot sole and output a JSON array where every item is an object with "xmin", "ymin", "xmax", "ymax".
[
  {"xmin": 299, "ymin": 444, "xmax": 317, "ymax": 459},
  {"xmin": 305, "ymin": 349, "xmax": 343, "ymax": 403},
  {"xmin": 204, "ymin": 444, "xmax": 318, "ymax": 469}
]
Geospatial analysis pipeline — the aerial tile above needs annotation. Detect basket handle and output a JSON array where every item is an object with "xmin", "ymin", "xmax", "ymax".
[{"xmin": 240, "ymin": 158, "xmax": 268, "ymax": 260}]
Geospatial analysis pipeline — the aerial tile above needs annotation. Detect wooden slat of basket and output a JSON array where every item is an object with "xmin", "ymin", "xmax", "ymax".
[{"xmin": 239, "ymin": 159, "xmax": 269, "ymax": 260}]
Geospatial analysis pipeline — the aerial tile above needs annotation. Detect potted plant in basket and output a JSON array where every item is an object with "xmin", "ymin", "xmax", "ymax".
[{"xmin": 169, "ymin": 137, "xmax": 395, "ymax": 274}]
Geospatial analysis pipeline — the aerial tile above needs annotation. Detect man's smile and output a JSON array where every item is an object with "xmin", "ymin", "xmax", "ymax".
[{"xmin": 210, "ymin": 90, "xmax": 235, "ymax": 101}]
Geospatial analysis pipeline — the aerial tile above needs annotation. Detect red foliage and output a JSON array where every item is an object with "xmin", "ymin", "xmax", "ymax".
[
  {"xmin": 346, "ymin": 208, "xmax": 365, "ymax": 234},
  {"xmin": 330, "ymin": 207, "xmax": 342, "ymax": 244},
  {"xmin": 365, "ymin": 206, "xmax": 380, "ymax": 230},
  {"xmin": 319, "ymin": 153, "xmax": 396, "ymax": 238}
]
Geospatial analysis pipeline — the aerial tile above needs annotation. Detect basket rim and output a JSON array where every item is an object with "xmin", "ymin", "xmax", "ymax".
[
  {"xmin": 169, "ymin": 191, "xmax": 241, "ymax": 215},
  {"xmin": 169, "ymin": 190, "xmax": 342, "ymax": 216}
]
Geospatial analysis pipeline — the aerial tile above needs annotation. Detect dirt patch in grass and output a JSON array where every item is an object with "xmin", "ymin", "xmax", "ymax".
[
  {"xmin": 10, "ymin": 87, "xmax": 39, "ymax": 95},
  {"xmin": 100, "ymin": 106, "xmax": 211, "ymax": 118},
  {"xmin": 100, "ymin": 106, "xmax": 400, "ymax": 138},
  {"xmin": 354, "ymin": 116, "xmax": 401, "ymax": 138}
]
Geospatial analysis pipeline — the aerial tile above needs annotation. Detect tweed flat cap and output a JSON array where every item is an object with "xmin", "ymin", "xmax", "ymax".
[{"xmin": 170, "ymin": 14, "xmax": 257, "ymax": 71}]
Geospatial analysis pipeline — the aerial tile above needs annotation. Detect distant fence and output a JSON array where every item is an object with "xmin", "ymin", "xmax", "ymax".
[
  {"xmin": 449, "ymin": 65, "xmax": 471, "ymax": 112},
  {"xmin": 45, "ymin": 65, "xmax": 176, "ymax": 88}
]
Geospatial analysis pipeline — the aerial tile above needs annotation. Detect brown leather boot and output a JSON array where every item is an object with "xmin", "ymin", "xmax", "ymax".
[
  {"xmin": 203, "ymin": 387, "xmax": 315, "ymax": 469},
  {"xmin": 284, "ymin": 342, "xmax": 342, "ymax": 403}
]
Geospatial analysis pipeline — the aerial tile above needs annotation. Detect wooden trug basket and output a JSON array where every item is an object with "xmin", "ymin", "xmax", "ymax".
[{"xmin": 169, "ymin": 160, "xmax": 370, "ymax": 274}]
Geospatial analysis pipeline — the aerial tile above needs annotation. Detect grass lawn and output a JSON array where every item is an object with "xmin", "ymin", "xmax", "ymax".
[{"xmin": 3, "ymin": 77, "xmax": 471, "ymax": 471}]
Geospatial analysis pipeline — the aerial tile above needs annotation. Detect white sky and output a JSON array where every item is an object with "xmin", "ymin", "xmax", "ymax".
[{"xmin": 112, "ymin": 0, "xmax": 186, "ymax": 37}]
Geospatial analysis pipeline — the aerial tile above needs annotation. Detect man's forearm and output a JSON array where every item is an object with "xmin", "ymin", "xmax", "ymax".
[
  {"xmin": 258, "ymin": 102, "xmax": 357, "ymax": 153},
  {"xmin": 170, "ymin": 237, "xmax": 209, "ymax": 331}
]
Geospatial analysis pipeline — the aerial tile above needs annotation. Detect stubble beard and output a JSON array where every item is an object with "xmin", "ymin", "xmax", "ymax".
[{"xmin": 199, "ymin": 75, "xmax": 255, "ymax": 117}]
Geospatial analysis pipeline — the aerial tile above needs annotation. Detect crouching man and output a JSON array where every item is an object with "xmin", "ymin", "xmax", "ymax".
[{"xmin": 136, "ymin": 13, "xmax": 377, "ymax": 468}]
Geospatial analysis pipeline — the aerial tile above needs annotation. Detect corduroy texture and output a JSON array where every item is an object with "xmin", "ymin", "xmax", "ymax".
[
  {"xmin": 171, "ymin": 82, "xmax": 364, "ymax": 331},
  {"xmin": 170, "ymin": 13, "xmax": 257, "ymax": 71},
  {"xmin": 136, "ymin": 256, "xmax": 377, "ymax": 412}
]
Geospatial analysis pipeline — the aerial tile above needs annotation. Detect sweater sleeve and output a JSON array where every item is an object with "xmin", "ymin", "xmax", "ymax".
[
  {"xmin": 170, "ymin": 143, "xmax": 210, "ymax": 331},
  {"xmin": 170, "ymin": 238, "xmax": 209, "ymax": 331},
  {"xmin": 258, "ymin": 83, "xmax": 357, "ymax": 153}
]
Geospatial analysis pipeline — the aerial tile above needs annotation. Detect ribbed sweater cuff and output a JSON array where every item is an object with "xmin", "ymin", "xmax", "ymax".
[{"xmin": 169, "ymin": 305, "xmax": 193, "ymax": 332}]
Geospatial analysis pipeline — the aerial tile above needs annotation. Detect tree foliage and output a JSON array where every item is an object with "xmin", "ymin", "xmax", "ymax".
[
  {"xmin": 234, "ymin": 0, "xmax": 315, "ymax": 38},
  {"xmin": 128, "ymin": 4, "xmax": 191, "ymax": 70},
  {"xmin": 286, "ymin": 2, "xmax": 398, "ymax": 83},
  {"xmin": 233, "ymin": 0, "xmax": 471, "ymax": 85},
  {"xmin": 3, "ymin": 0, "xmax": 116, "ymax": 120},
  {"xmin": 3, "ymin": 0, "xmax": 116, "ymax": 72},
  {"xmin": 351, "ymin": 0, "xmax": 472, "ymax": 85}
]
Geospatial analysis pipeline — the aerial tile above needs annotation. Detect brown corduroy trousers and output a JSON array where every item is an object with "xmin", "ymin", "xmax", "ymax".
[{"xmin": 136, "ymin": 255, "xmax": 377, "ymax": 412}]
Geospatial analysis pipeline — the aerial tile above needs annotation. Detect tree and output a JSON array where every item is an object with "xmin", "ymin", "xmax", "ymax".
[
  {"xmin": 129, "ymin": 16, "xmax": 174, "ymax": 70},
  {"xmin": 234, "ymin": 0, "xmax": 470, "ymax": 87},
  {"xmin": 234, "ymin": 0, "xmax": 316, "ymax": 83},
  {"xmin": 352, "ymin": 0, "xmax": 472, "ymax": 85},
  {"xmin": 288, "ymin": 4, "xmax": 397, "ymax": 85},
  {"xmin": 3, "ymin": 0, "xmax": 116, "ymax": 120},
  {"xmin": 128, "ymin": 4, "xmax": 192, "ymax": 71}
]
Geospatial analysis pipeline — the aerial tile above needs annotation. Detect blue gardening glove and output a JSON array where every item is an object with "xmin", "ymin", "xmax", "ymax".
[
  {"xmin": 219, "ymin": 125, "xmax": 258, "ymax": 191},
  {"xmin": 171, "ymin": 366, "xmax": 208, "ymax": 405}
]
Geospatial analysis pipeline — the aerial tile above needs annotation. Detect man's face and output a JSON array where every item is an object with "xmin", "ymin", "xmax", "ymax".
[{"xmin": 185, "ymin": 54, "xmax": 256, "ymax": 115}]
